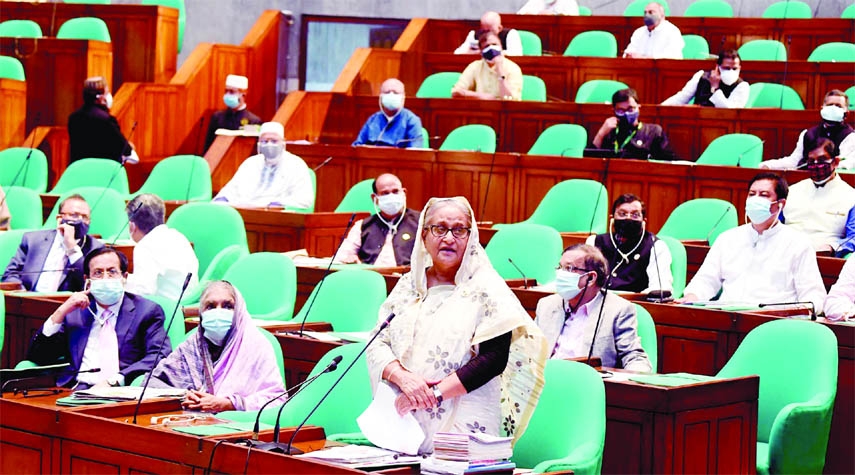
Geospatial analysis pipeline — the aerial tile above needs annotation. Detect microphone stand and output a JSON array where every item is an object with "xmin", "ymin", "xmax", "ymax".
[{"xmin": 507, "ymin": 258, "xmax": 529, "ymax": 289}]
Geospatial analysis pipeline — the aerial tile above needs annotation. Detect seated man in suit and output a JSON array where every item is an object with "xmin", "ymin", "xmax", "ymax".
[
  {"xmin": 3, "ymin": 194, "xmax": 104, "ymax": 292},
  {"xmin": 337, "ymin": 173, "xmax": 420, "ymax": 266},
  {"xmin": 535, "ymin": 244, "xmax": 652, "ymax": 372},
  {"xmin": 26, "ymin": 247, "xmax": 171, "ymax": 389}
]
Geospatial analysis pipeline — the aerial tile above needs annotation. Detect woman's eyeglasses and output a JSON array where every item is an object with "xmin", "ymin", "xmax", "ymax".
[{"xmin": 424, "ymin": 225, "xmax": 471, "ymax": 239}]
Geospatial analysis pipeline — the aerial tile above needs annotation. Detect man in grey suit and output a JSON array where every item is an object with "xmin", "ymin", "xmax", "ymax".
[
  {"xmin": 2, "ymin": 194, "xmax": 103, "ymax": 292},
  {"xmin": 535, "ymin": 244, "xmax": 652, "ymax": 372}
]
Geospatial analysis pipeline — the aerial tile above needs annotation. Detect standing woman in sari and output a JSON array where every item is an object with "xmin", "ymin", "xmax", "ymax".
[
  {"xmin": 366, "ymin": 197, "xmax": 548, "ymax": 453},
  {"xmin": 150, "ymin": 280, "xmax": 286, "ymax": 412}
]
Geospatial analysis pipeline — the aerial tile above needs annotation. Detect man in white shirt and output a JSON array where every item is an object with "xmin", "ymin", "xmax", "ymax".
[
  {"xmin": 679, "ymin": 172, "xmax": 827, "ymax": 312},
  {"xmin": 623, "ymin": 2, "xmax": 684, "ymax": 59},
  {"xmin": 825, "ymin": 258, "xmax": 855, "ymax": 321},
  {"xmin": 518, "ymin": 0, "xmax": 579, "ymax": 15},
  {"xmin": 535, "ymin": 244, "xmax": 652, "ymax": 371},
  {"xmin": 124, "ymin": 193, "xmax": 199, "ymax": 301},
  {"xmin": 760, "ymin": 89, "xmax": 854, "ymax": 170},
  {"xmin": 337, "ymin": 173, "xmax": 420, "ymax": 266},
  {"xmin": 662, "ymin": 49, "xmax": 750, "ymax": 108},
  {"xmin": 454, "ymin": 11, "xmax": 523, "ymax": 56},
  {"xmin": 213, "ymin": 121, "xmax": 314, "ymax": 209},
  {"xmin": 26, "ymin": 248, "xmax": 170, "ymax": 389},
  {"xmin": 782, "ymin": 138, "xmax": 855, "ymax": 253}
]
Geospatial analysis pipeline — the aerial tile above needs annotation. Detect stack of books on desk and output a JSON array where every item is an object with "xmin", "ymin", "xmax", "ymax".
[{"xmin": 424, "ymin": 432, "xmax": 515, "ymax": 474}]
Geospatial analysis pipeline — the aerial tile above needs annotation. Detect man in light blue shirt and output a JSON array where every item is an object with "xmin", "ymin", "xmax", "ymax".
[{"xmin": 353, "ymin": 78, "xmax": 424, "ymax": 148}]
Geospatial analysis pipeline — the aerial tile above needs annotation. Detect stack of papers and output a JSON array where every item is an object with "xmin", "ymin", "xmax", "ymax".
[
  {"xmin": 433, "ymin": 432, "xmax": 513, "ymax": 462},
  {"xmin": 72, "ymin": 386, "xmax": 186, "ymax": 402},
  {"xmin": 295, "ymin": 445, "xmax": 422, "ymax": 469}
]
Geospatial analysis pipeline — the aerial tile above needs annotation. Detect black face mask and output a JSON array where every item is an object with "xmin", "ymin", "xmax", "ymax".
[
  {"xmin": 61, "ymin": 219, "xmax": 89, "ymax": 241},
  {"xmin": 806, "ymin": 161, "xmax": 834, "ymax": 183},
  {"xmin": 613, "ymin": 218, "xmax": 643, "ymax": 238}
]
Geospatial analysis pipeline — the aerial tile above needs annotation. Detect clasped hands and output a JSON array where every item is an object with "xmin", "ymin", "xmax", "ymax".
[
  {"xmin": 389, "ymin": 368, "xmax": 439, "ymax": 416},
  {"xmin": 181, "ymin": 389, "xmax": 234, "ymax": 413}
]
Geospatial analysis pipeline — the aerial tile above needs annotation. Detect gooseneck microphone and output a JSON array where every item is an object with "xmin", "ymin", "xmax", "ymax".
[
  {"xmin": 778, "ymin": 35, "xmax": 791, "ymax": 110},
  {"xmin": 507, "ymin": 258, "xmax": 529, "ymax": 289},
  {"xmin": 758, "ymin": 301, "xmax": 816, "ymax": 320},
  {"xmin": 705, "ymin": 206, "xmax": 733, "ymax": 244},
  {"xmin": 285, "ymin": 313, "xmax": 395, "ymax": 454},
  {"xmin": 395, "ymin": 135, "xmax": 441, "ymax": 148},
  {"xmin": 736, "ymin": 140, "xmax": 765, "ymax": 168},
  {"xmin": 132, "ymin": 272, "xmax": 193, "ymax": 424},
  {"xmin": 0, "ymin": 119, "xmax": 39, "ymax": 210},
  {"xmin": 296, "ymin": 212, "xmax": 357, "ymax": 337},
  {"xmin": 1, "ymin": 366, "xmax": 100, "ymax": 398},
  {"xmin": 311, "ymin": 156, "xmax": 333, "ymax": 172}
]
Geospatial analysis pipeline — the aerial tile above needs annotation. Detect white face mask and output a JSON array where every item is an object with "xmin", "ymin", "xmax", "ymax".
[
  {"xmin": 555, "ymin": 269, "xmax": 586, "ymax": 301},
  {"xmin": 379, "ymin": 92, "xmax": 404, "ymax": 113},
  {"xmin": 719, "ymin": 68, "xmax": 739, "ymax": 86},
  {"xmin": 376, "ymin": 192, "xmax": 405, "ymax": 216},
  {"xmin": 89, "ymin": 278, "xmax": 124, "ymax": 305},
  {"xmin": 200, "ymin": 308, "xmax": 234, "ymax": 346},
  {"xmin": 745, "ymin": 196, "xmax": 778, "ymax": 224},
  {"xmin": 101, "ymin": 93, "xmax": 113, "ymax": 109},
  {"xmin": 820, "ymin": 105, "xmax": 845, "ymax": 123}
]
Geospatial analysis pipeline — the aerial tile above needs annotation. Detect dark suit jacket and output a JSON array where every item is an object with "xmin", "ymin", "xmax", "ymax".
[
  {"xmin": 2, "ymin": 229, "xmax": 103, "ymax": 292},
  {"xmin": 68, "ymin": 103, "xmax": 132, "ymax": 163},
  {"xmin": 26, "ymin": 293, "xmax": 171, "ymax": 387}
]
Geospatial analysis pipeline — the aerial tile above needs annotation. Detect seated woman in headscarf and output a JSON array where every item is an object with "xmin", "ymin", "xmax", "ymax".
[
  {"xmin": 366, "ymin": 196, "xmax": 548, "ymax": 453},
  {"xmin": 150, "ymin": 280, "xmax": 286, "ymax": 412}
]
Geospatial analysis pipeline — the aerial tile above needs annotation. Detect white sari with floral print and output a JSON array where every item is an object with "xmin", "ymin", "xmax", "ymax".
[{"xmin": 366, "ymin": 197, "xmax": 548, "ymax": 454}]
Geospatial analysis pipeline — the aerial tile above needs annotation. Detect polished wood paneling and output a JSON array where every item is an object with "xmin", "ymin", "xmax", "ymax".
[
  {"xmin": 0, "ymin": 428, "xmax": 56, "ymax": 474},
  {"xmin": 0, "ymin": 78, "xmax": 26, "ymax": 150},
  {"xmin": 0, "ymin": 38, "xmax": 112, "ymax": 133},
  {"xmin": 0, "ymin": 3, "xmax": 178, "ymax": 88}
]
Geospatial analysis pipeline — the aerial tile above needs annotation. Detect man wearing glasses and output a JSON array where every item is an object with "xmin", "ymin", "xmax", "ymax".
[
  {"xmin": 591, "ymin": 88, "xmax": 678, "ymax": 161},
  {"xmin": 585, "ymin": 193, "xmax": 673, "ymax": 293},
  {"xmin": 534, "ymin": 244, "xmax": 652, "ymax": 371},
  {"xmin": 26, "ymin": 247, "xmax": 170, "ymax": 389},
  {"xmin": 3, "ymin": 194, "xmax": 104, "ymax": 291}
]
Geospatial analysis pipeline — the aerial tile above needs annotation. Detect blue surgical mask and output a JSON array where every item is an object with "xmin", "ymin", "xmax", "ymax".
[
  {"xmin": 643, "ymin": 13, "xmax": 659, "ymax": 27},
  {"xmin": 200, "ymin": 308, "xmax": 234, "ymax": 346},
  {"xmin": 616, "ymin": 110, "xmax": 640, "ymax": 128},
  {"xmin": 481, "ymin": 45, "xmax": 502, "ymax": 62},
  {"xmin": 555, "ymin": 269, "xmax": 586, "ymax": 301},
  {"xmin": 89, "ymin": 278, "xmax": 124, "ymax": 306},
  {"xmin": 223, "ymin": 92, "xmax": 241, "ymax": 109},
  {"xmin": 745, "ymin": 196, "xmax": 777, "ymax": 224},
  {"xmin": 380, "ymin": 93, "xmax": 404, "ymax": 113}
]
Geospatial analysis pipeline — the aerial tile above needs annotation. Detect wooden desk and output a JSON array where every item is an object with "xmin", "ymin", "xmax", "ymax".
[
  {"xmin": 0, "ymin": 3, "xmax": 178, "ymax": 88},
  {"xmin": 0, "ymin": 77, "xmax": 26, "ymax": 149},
  {"xmin": 0, "ymin": 391, "xmax": 361, "ymax": 474},
  {"xmin": 0, "ymin": 38, "xmax": 112, "ymax": 133},
  {"xmin": 1, "ymin": 293, "xmax": 65, "ymax": 369},
  {"xmin": 234, "ymin": 209, "xmax": 369, "ymax": 255}
]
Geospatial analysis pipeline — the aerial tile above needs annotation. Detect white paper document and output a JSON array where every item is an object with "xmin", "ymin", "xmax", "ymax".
[{"xmin": 357, "ymin": 382, "xmax": 425, "ymax": 455}]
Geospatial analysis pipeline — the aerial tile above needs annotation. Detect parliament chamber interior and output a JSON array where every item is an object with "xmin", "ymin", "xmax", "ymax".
[{"xmin": 1, "ymin": 0, "xmax": 854, "ymax": 473}]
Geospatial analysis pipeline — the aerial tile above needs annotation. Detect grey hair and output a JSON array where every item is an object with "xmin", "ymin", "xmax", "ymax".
[{"xmin": 126, "ymin": 193, "xmax": 165, "ymax": 234}]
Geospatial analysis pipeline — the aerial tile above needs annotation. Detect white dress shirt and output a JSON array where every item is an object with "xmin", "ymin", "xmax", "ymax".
[
  {"xmin": 661, "ymin": 70, "xmax": 750, "ymax": 108},
  {"xmin": 762, "ymin": 130, "xmax": 855, "ymax": 170},
  {"xmin": 624, "ymin": 20, "xmax": 684, "ymax": 59},
  {"xmin": 825, "ymin": 257, "xmax": 855, "ymax": 321},
  {"xmin": 214, "ymin": 151, "xmax": 314, "ymax": 209},
  {"xmin": 35, "ymin": 231, "xmax": 83, "ymax": 292},
  {"xmin": 684, "ymin": 222, "xmax": 827, "ymax": 312},
  {"xmin": 125, "ymin": 224, "xmax": 200, "ymax": 301},
  {"xmin": 551, "ymin": 296, "xmax": 596, "ymax": 359},
  {"xmin": 337, "ymin": 218, "xmax": 398, "ymax": 267},
  {"xmin": 42, "ymin": 297, "xmax": 124, "ymax": 386},
  {"xmin": 455, "ymin": 29, "xmax": 523, "ymax": 56},
  {"xmin": 518, "ymin": 0, "xmax": 579, "ymax": 15},
  {"xmin": 785, "ymin": 176, "xmax": 855, "ymax": 251},
  {"xmin": 585, "ymin": 234, "xmax": 674, "ymax": 292}
]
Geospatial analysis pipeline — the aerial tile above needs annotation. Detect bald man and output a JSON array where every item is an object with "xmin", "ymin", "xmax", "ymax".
[
  {"xmin": 623, "ymin": 2, "xmax": 683, "ymax": 59},
  {"xmin": 454, "ymin": 11, "xmax": 523, "ymax": 56},
  {"xmin": 353, "ymin": 78, "xmax": 425, "ymax": 148},
  {"xmin": 337, "ymin": 173, "xmax": 420, "ymax": 266}
]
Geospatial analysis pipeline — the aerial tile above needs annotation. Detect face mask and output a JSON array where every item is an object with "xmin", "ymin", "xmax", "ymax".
[
  {"xmin": 616, "ymin": 110, "xmax": 640, "ymax": 128},
  {"xmin": 719, "ymin": 68, "xmax": 739, "ymax": 86},
  {"xmin": 102, "ymin": 93, "xmax": 113, "ymax": 109},
  {"xmin": 223, "ymin": 92, "xmax": 241, "ymax": 109},
  {"xmin": 481, "ymin": 45, "xmax": 502, "ymax": 62},
  {"xmin": 820, "ymin": 105, "xmax": 845, "ymax": 123},
  {"xmin": 643, "ymin": 13, "xmax": 659, "ymax": 27},
  {"xmin": 61, "ymin": 219, "xmax": 89, "ymax": 240},
  {"xmin": 379, "ymin": 93, "xmax": 403, "ymax": 113},
  {"xmin": 745, "ymin": 196, "xmax": 777, "ymax": 224},
  {"xmin": 807, "ymin": 160, "xmax": 834, "ymax": 184},
  {"xmin": 613, "ymin": 218, "xmax": 643, "ymax": 238},
  {"xmin": 89, "ymin": 278, "xmax": 124, "ymax": 306},
  {"xmin": 376, "ymin": 192, "xmax": 405, "ymax": 216},
  {"xmin": 200, "ymin": 308, "xmax": 234, "ymax": 346},
  {"xmin": 258, "ymin": 142, "xmax": 283, "ymax": 163},
  {"xmin": 555, "ymin": 269, "xmax": 587, "ymax": 301}
]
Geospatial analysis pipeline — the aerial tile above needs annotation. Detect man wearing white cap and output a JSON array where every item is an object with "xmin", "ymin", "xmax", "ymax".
[
  {"xmin": 213, "ymin": 122, "xmax": 314, "ymax": 209},
  {"xmin": 204, "ymin": 74, "xmax": 262, "ymax": 152}
]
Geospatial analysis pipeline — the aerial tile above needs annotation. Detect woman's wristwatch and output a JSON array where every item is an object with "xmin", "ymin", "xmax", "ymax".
[{"xmin": 431, "ymin": 384, "xmax": 443, "ymax": 406}]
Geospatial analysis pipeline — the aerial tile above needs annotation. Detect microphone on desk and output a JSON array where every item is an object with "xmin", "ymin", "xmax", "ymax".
[
  {"xmin": 585, "ymin": 243, "xmax": 622, "ymax": 370},
  {"xmin": 107, "ymin": 201, "xmax": 143, "ymax": 248},
  {"xmin": 778, "ymin": 35, "xmax": 792, "ymax": 110},
  {"xmin": 736, "ymin": 140, "xmax": 764, "ymax": 168},
  {"xmin": 395, "ymin": 135, "xmax": 441, "ymax": 148},
  {"xmin": 705, "ymin": 206, "xmax": 733, "ymax": 244},
  {"xmin": 284, "ymin": 313, "xmax": 396, "ymax": 454},
  {"xmin": 647, "ymin": 234, "xmax": 672, "ymax": 304},
  {"xmin": 296, "ymin": 212, "xmax": 357, "ymax": 338},
  {"xmin": 479, "ymin": 145, "xmax": 495, "ymax": 219},
  {"xmin": 312, "ymin": 156, "xmax": 333, "ymax": 172},
  {"xmin": 250, "ymin": 355, "xmax": 343, "ymax": 453},
  {"xmin": 1, "ymin": 366, "xmax": 101, "ymax": 397},
  {"xmin": 507, "ymin": 258, "xmax": 529, "ymax": 289},
  {"xmin": 758, "ymin": 301, "xmax": 816, "ymax": 321},
  {"xmin": 131, "ymin": 272, "xmax": 193, "ymax": 424},
  {"xmin": 89, "ymin": 121, "xmax": 138, "ymax": 213},
  {"xmin": 833, "ymin": 233, "xmax": 855, "ymax": 258}
]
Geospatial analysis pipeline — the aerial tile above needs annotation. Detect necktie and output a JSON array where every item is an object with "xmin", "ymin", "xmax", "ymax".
[{"xmin": 98, "ymin": 309, "xmax": 120, "ymax": 383}]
